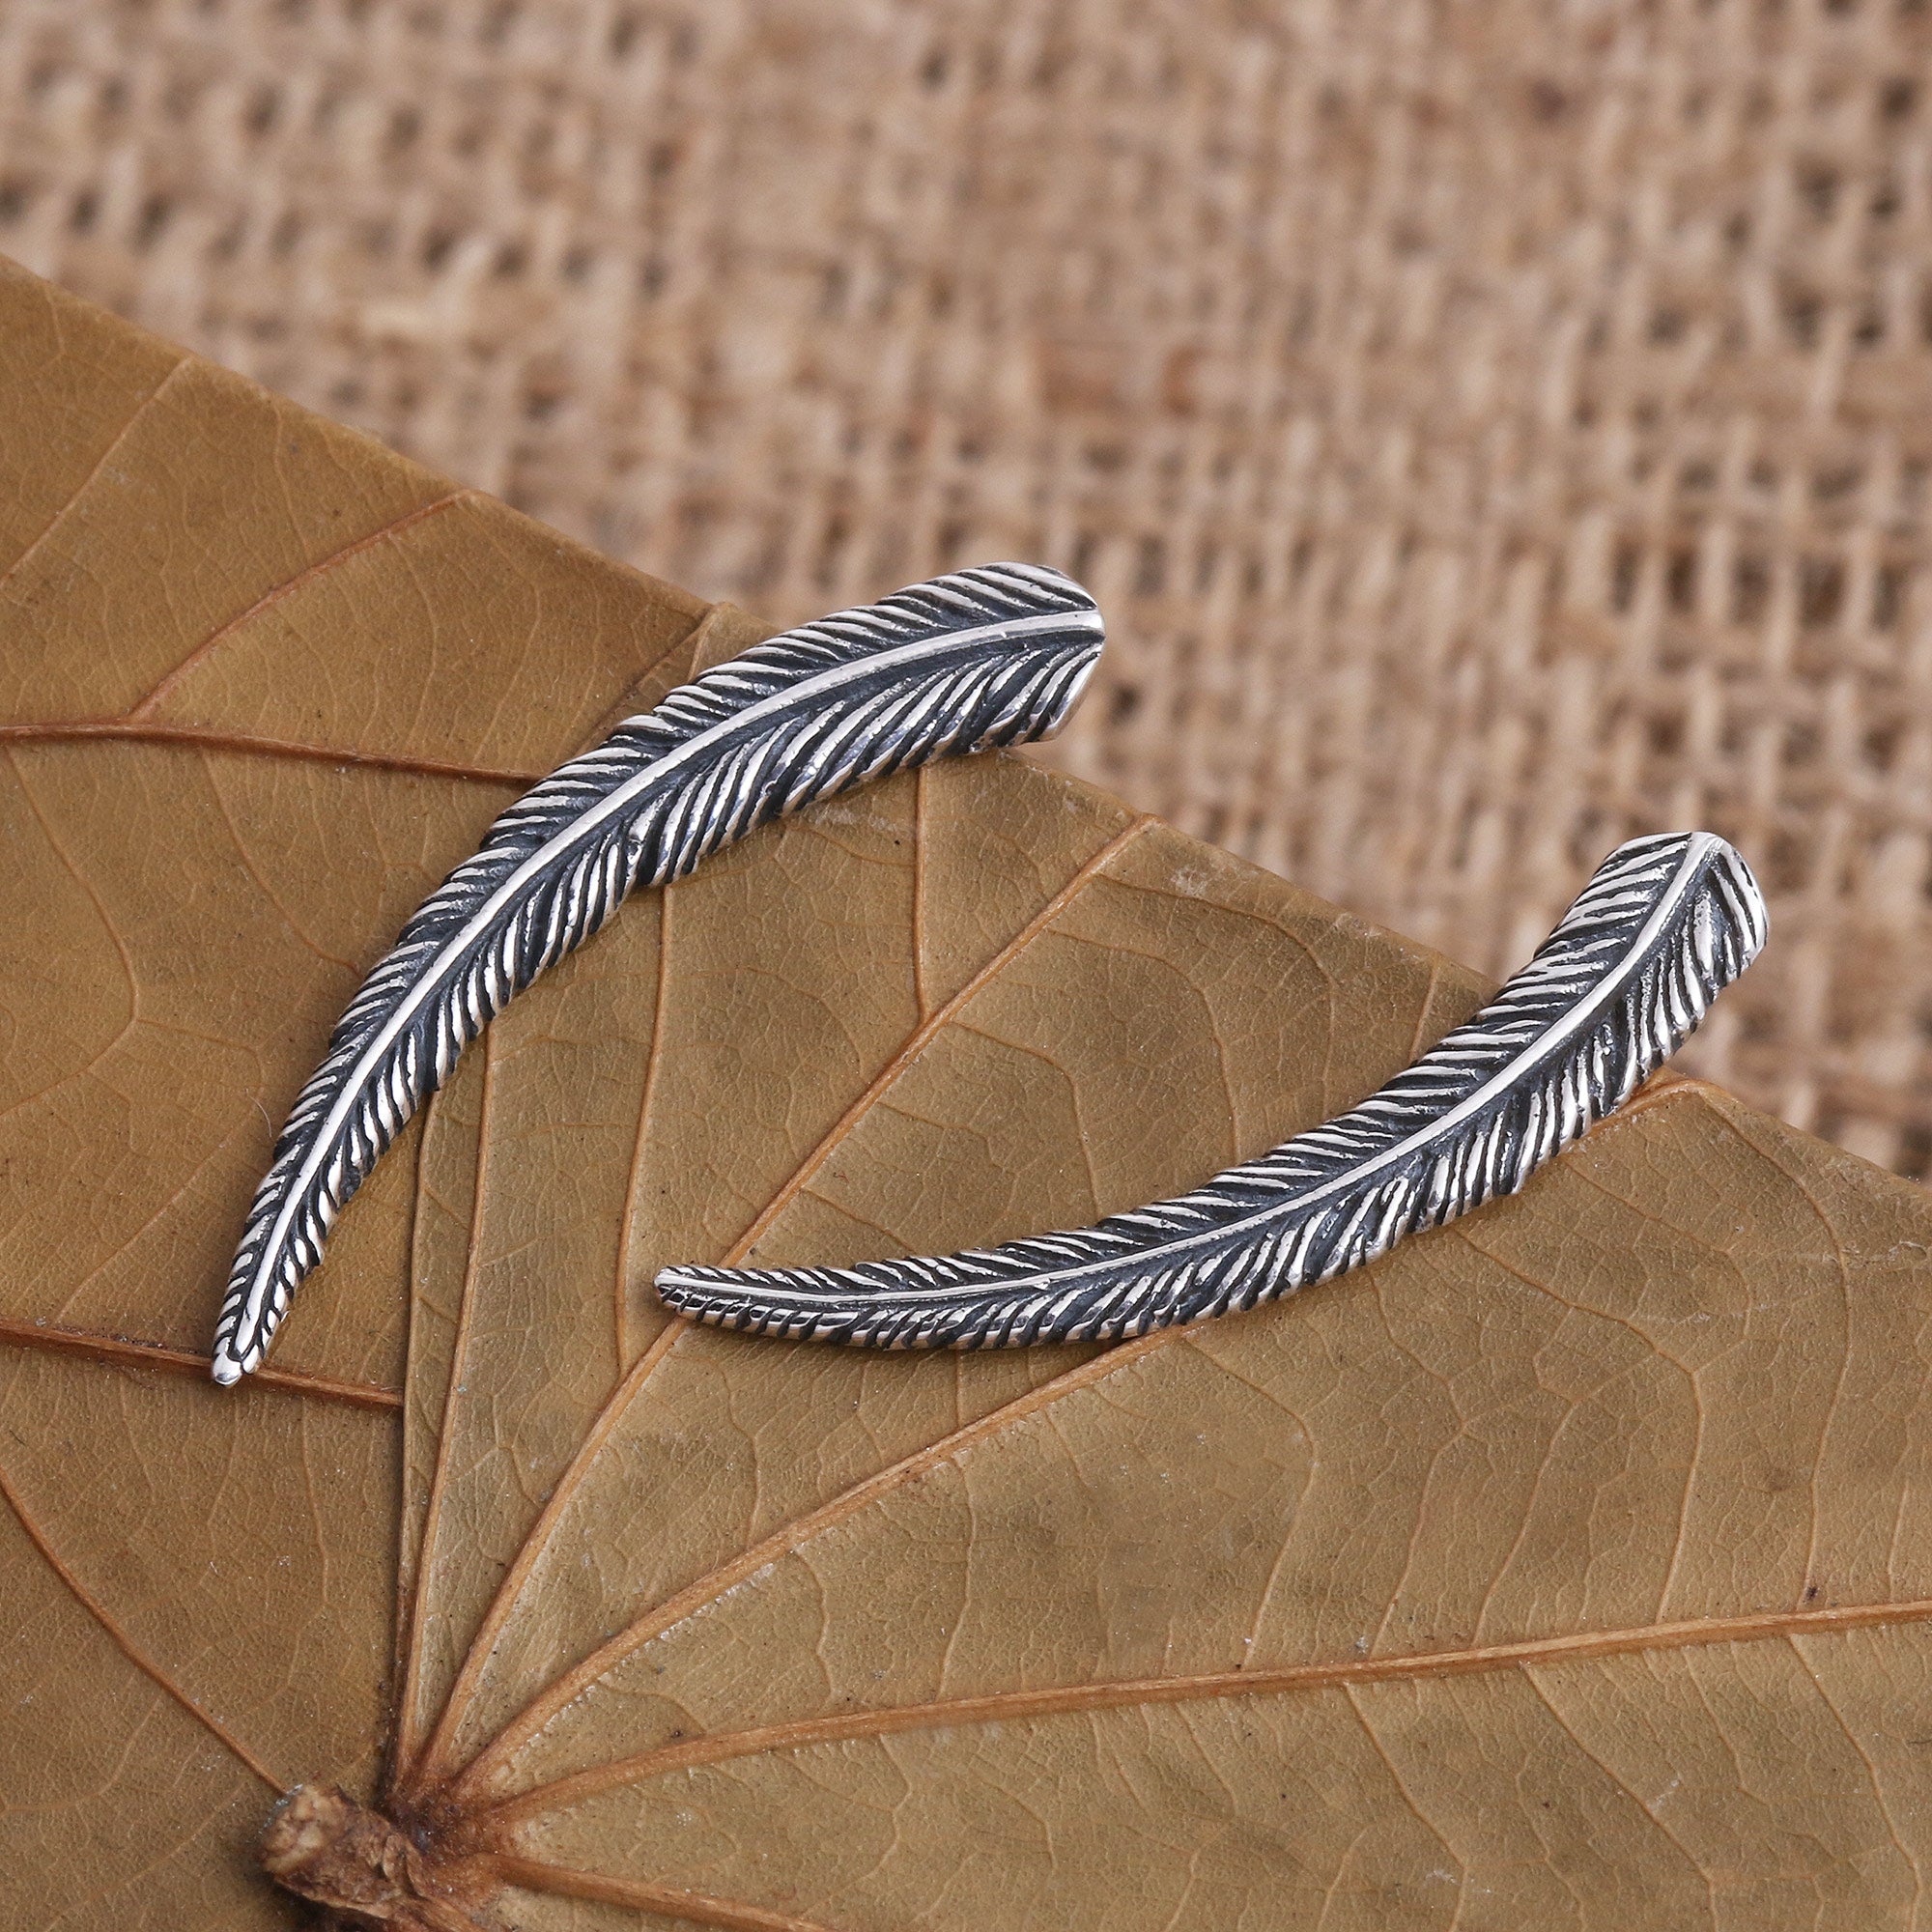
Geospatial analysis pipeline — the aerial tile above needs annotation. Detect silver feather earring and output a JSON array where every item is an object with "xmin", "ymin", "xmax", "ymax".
[
  {"xmin": 211, "ymin": 564, "xmax": 1106, "ymax": 1383},
  {"xmin": 212, "ymin": 561, "xmax": 1768, "ymax": 1380},
  {"xmin": 657, "ymin": 831, "xmax": 1768, "ymax": 1348}
]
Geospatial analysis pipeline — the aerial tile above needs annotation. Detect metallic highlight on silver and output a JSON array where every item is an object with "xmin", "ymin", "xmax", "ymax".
[
  {"xmin": 657, "ymin": 833, "xmax": 1769, "ymax": 1350},
  {"xmin": 212, "ymin": 563, "xmax": 1106, "ymax": 1383}
]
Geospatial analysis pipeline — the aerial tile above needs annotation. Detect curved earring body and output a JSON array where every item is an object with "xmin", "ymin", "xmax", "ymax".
[
  {"xmin": 212, "ymin": 564, "xmax": 1104, "ymax": 1383},
  {"xmin": 657, "ymin": 833, "xmax": 1768, "ymax": 1348}
]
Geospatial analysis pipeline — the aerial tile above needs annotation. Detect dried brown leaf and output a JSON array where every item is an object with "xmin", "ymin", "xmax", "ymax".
[{"xmin": 6, "ymin": 258, "xmax": 1932, "ymax": 1931}]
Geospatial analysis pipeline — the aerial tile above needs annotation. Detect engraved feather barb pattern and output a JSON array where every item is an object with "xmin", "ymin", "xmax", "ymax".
[
  {"xmin": 212, "ymin": 564, "xmax": 1105, "ymax": 1383},
  {"xmin": 658, "ymin": 833, "xmax": 1769, "ymax": 1349}
]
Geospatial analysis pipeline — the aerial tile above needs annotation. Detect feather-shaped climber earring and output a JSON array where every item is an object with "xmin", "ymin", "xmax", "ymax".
[
  {"xmin": 658, "ymin": 831, "xmax": 1768, "ymax": 1348},
  {"xmin": 212, "ymin": 558, "xmax": 1769, "ymax": 1380},
  {"xmin": 211, "ymin": 563, "xmax": 1107, "ymax": 1383}
]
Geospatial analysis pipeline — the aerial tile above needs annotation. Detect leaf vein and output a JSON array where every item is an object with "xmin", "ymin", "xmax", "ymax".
[
  {"xmin": 482, "ymin": 1595, "xmax": 1932, "ymax": 1824},
  {"xmin": 123, "ymin": 491, "xmax": 473, "ymax": 720},
  {"xmin": 0, "ymin": 1455, "xmax": 281, "ymax": 1791}
]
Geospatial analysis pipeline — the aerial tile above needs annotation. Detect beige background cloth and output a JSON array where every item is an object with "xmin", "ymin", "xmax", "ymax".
[{"xmin": 4, "ymin": 0, "xmax": 1928, "ymax": 1179}]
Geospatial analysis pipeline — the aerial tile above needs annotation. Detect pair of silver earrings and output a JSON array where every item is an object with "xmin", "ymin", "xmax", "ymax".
[{"xmin": 211, "ymin": 564, "xmax": 1766, "ymax": 1386}]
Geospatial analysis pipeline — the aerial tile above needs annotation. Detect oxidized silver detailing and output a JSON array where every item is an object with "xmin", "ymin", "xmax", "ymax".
[
  {"xmin": 657, "ymin": 832, "xmax": 1769, "ymax": 1349},
  {"xmin": 212, "ymin": 564, "xmax": 1105, "ymax": 1383}
]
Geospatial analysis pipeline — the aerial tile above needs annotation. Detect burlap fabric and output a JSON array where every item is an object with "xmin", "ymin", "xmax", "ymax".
[{"xmin": 4, "ymin": 1, "xmax": 1928, "ymax": 1179}]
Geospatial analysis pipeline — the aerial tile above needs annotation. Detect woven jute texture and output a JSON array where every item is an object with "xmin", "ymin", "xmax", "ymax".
[{"xmin": 5, "ymin": 2, "xmax": 1930, "ymax": 1179}]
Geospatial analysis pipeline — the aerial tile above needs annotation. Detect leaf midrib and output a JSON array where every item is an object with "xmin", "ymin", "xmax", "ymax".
[
  {"xmin": 0, "ymin": 1312, "xmax": 401, "ymax": 1408},
  {"xmin": 480, "ymin": 1592, "xmax": 1932, "ymax": 1829}
]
